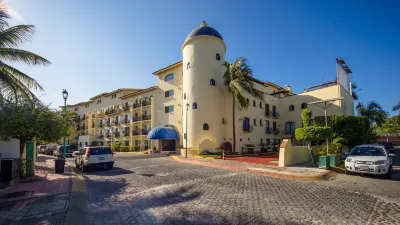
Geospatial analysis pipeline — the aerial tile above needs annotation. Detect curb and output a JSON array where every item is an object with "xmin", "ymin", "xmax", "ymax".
[{"xmin": 170, "ymin": 156, "xmax": 331, "ymax": 181}]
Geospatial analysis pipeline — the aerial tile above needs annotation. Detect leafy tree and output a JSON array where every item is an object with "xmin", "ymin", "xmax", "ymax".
[
  {"xmin": 314, "ymin": 114, "xmax": 373, "ymax": 148},
  {"xmin": 295, "ymin": 109, "xmax": 333, "ymax": 167},
  {"xmin": 393, "ymin": 101, "xmax": 400, "ymax": 115},
  {"xmin": 0, "ymin": 1, "xmax": 50, "ymax": 102},
  {"xmin": 356, "ymin": 101, "xmax": 388, "ymax": 126},
  {"xmin": 223, "ymin": 57, "xmax": 264, "ymax": 152},
  {"xmin": 373, "ymin": 116, "xmax": 400, "ymax": 137}
]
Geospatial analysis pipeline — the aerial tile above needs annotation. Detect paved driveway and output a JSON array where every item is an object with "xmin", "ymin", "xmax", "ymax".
[{"xmin": 67, "ymin": 152, "xmax": 400, "ymax": 224}]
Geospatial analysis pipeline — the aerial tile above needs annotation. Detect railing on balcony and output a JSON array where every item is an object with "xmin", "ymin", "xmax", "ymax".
[
  {"xmin": 123, "ymin": 105, "xmax": 130, "ymax": 111},
  {"xmin": 75, "ymin": 117, "xmax": 81, "ymax": 122},
  {"xmin": 265, "ymin": 127, "xmax": 272, "ymax": 134},
  {"xmin": 97, "ymin": 135, "xmax": 104, "ymax": 138},
  {"xmin": 265, "ymin": 111, "xmax": 272, "ymax": 117},
  {"xmin": 272, "ymin": 128, "xmax": 280, "ymax": 135},
  {"xmin": 80, "ymin": 131, "xmax": 86, "ymax": 135},
  {"xmin": 141, "ymin": 129, "xmax": 149, "ymax": 135},
  {"xmin": 98, "ymin": 113, "xmax": 105, "ymax": 118},
  {"xmin": 132, "ymin": 116, "xmax": 141, "ymax": 122},
  {"xmin": 272, "ymin": 112, "xmax": 280, "ymax": 119},
  {"xmin": 114, "ymin": 132, "xmax": 120, "ymax": 137},
  {"xmin": 113, "ymin": 120, "xmax": 120, "ymax": 125},
  {"xmin": 106, "ymin": 134, "xmax": 111, "ymax": 138},
  {"xmin": 106, "ymin": 121, "xmax": 111, "ymax": 126},
  {"xmin": 283, "ymin": 129, "xmax": 295, "ymax": 135},
  {"xmin": 82, "ymin": 115, "xmax": 86, "ymax": 120},
  {"xmin": 142, "ymin": 114, "xmax": 151, "ymax": 121},
  {"xmin": 142, "ymin": 101, "xmax": 151, "ymax": 107},
  {"xmin": 123, "ymin": 119, "xmax": 130, "ymax": 124},
  {"xmin": 122, "ymin": 130, "xmax": 130, "ymax": 136},
  {"xmin": 132, "ymin": 103, "xmax": 140, "ymax": 109},
  {"xmin": 99, "ymin": 123, "xmax": 104, "ymax": 128},
  {"xmin": 80, "ymin": 126, "xmax": 85, "ymax": 130},
  {"xmin": 132, "ymin": 130, "xmax": 140, "ymax": 136}
]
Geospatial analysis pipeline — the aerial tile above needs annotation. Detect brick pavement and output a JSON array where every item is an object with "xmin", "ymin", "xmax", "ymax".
[
  {"xmin": 225, "ymin": 154, "xmax": 279, "ymax": 166},
  {"xmin": 0, "ymin": 155, "xmax": 72, "ymax": 225}
]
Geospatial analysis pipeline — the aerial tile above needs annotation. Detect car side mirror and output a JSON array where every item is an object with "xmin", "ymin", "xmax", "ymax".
[{"xmin": 389, "ymin": 153, "xmax": 395, "ymax": 157}]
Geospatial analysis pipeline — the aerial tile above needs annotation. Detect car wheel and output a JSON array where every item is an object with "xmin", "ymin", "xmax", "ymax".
[
  {"xmin": 345, "ymin": 169, "xmax": 352, "ymax": 175},
  {"xmin": 106, "ymin": 163, "xmax": 113, "ymax": 170}
]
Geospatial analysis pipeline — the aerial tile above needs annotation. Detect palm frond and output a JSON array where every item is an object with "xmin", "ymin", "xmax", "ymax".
[
  {"xmin": 1, "ymin": 62, "xmax": 44, "ymax": 91},
  {"xmin": 0, "ymin": 48, "xmax": 51, "ymax": 66},
  {"xmin": 0, "ymin": 68, "xmax": 39, "ymax": 102},
  {"xmin": 392, "ymin": 101, "xmax": 400, "ymax": 112},
  {"xmin": 0, "ymin": 25, "xmax": 35, "ymax": 48},
  {"xmin": 0, "ymin": 7, "xmax": 10, "ymax": 30}
]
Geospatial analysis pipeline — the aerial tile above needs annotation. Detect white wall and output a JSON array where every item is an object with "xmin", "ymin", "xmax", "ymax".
[{"xmin": 0, "ymin": 138, "xmax": 20, "ymax": 158}]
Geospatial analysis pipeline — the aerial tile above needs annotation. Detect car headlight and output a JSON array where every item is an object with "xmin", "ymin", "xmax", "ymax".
[
  {"xmin": 346, "ymin": 158, "xmax": 353, "ymax": 163},
  {"xmin": 374, "ymin": 160, "xmax": 387, "ymax": 165}
]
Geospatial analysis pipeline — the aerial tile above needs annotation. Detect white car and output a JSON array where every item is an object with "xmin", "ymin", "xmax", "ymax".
[
  {"xmin": 345, "ymin": 144, "xmax": 395, "ymax": 178},
  {"xmin": 75, "ymin": 146, "xmax": 114, "ymax": 172}
]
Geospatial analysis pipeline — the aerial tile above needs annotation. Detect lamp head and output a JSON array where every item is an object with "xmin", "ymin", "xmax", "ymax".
[{"xmin": 62, "ymin": 89, "xmax": 68, "ymax": 101}]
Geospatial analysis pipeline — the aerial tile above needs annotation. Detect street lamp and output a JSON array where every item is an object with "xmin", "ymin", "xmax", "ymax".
[
  {"xmin": 185, "ymin": 103, "xmax": 190, "ymax": 158},
  {"xmin": 62, "ymin": 89, "xmax": 68, "ymax": 159}
]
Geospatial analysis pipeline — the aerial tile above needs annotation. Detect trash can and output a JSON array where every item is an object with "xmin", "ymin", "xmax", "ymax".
[{"xmin": 54, "ymin": 159, "xmax": 65, "ymax": 174}]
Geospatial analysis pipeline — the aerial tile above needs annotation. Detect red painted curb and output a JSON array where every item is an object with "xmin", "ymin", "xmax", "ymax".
[{"xmin": 172, "ymin": 156, "xmax": 330, "ymax": 181}]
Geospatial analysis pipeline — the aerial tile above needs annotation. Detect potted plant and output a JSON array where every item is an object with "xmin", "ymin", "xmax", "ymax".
[
  {"xmin": 245, "ymin": 144, "xmax": 255, "ymax": 154},
  {"xmin": 260, "ymin": 144, "xmax": 268, "ymax": 153}
]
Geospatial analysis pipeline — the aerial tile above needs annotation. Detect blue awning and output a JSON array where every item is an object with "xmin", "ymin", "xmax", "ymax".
[{"xmin": 147, "ymin": 127, "xmax": 179, "ymax": 140}]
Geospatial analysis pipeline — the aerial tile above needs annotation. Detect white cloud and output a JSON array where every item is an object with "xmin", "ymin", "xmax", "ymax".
[{"xmin": 0, "ymin": 2, "xmax": 23, "ymax": 21}]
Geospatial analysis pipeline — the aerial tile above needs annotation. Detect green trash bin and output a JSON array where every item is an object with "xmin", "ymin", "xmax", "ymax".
[
  {"xmin": 319, "ymin": 156, "xmax": 331, "ymax": 170},
  {"xmin": 54, "ymin": 159, "xmax": 65, "ymax": 174},
  {"xmin": 329, "ymin": 154, "xmax": 341, "ymax": 167}
]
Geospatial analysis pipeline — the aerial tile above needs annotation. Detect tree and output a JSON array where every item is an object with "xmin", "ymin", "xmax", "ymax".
[
  {"xmin": 373, "ymin": 116, "xmax": 400, "ymax": 137},
  {"xmin": 351, "ymin": 82, "xmax": 359, "ymax": 100},
  {"xmin": 295, "ymin": 109, "xmax": 333, "ymax": 167},
  {"xmin": 356, "ymin": 101, "xmax": 388, "ymax": 126},
  {"xmin": 223, "ymin": 57, "xmax": 264, "ymax": 152},
  {"xmin": 393, "ymin": 101, "xmax": 400, "ymax": 115},
  {"xmin": 0, "ymin": 1, "xmax": 50, "ymax": 102}
]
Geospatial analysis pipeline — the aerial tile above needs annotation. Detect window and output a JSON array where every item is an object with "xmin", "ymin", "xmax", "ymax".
[
  {"xmin": 273, "ymin": 121, "xmax": 277, "ymax": 131},
  {"xmin": 203, "ymin": 123, "xmax": 209, "ymax": 130},
  {"xmin": 164, "ymin": 73, "xmax": 174, "ymax": 82},
  {"xmin": 243, "ymin": 117, "xmax": 250, "ymax": 131},
  {"xmin": 222, "ymin": 118, "xmax": 225, "ymax": 124},
  {"xmin": 272, "ymin": 105, "xmax": 276, "ymax": 114},
  {"xmin": 79, "ymin": 142, "xmax": 82, "ymax": 147},
  {"xmin": 184, "ymin": 93, "xmax": 186, "ymax": 99},
  {"xmin": 187, "ymin": 62, "xmax": 190, "ymax": 70},
  {"xmin": 124, "ymin": 141, "xmax": 129, "ymax": 146},
  {"xmin": 165, "ymin": 90, "xmax": 174, "ymax": 97},
  {"xmin": 97, "ymin": 100, "xmax": 101, "ymax": 104},
  {"xmin": 192, "ymin": 102, "xmax": 198, "ymax": 109},
  {"xmin": 284, "ymin": 122, "xmax": 295, "ymax": 134},
  {"xmin": 253, "ymin": 118, "xmax": 256, "ymax": 125},
  {"xmin": 260, "ymin": 138, "xmax": 263, "ymax": 145},
  {"xmin": 273, "ymin": 139, "xmax": 277, "ymax": 146},
  {"xmin": 265, "ymin": 120, "xmax": 270, "ymax": 129},
  {"xmin": 216, "ymin": 53, "xmax": 221, "ymax": 61},
  {"xmin": 301, "ymin": 103, "xmax": 307, "ymax": 109},
  {"xmin": 85, "ymin": 104, "xmax": 89, "ymax": 108},
  {"xmin": 111, "ymin": 94, "xmax": 117, "ymax": 99},
  {"xmin": 75, "ymin": 108, "xmax": 79, "ymax": 111},
  {"xmin": 165, "ymin": 105, "xmax": 174, "ymax": 113},
  {"xmin": 266, "ymin": 139, "xmax": 271, "ymax": 146},
  {"xmin": 265, "ymin": 104, "xmax": 270, "ymax": 116},
  {"xmin": 260, "ymin": 119, "xmax": 263, "ymax": 126},
  {"xmin": 289, "ymin": 105, "xmax": 295, "ymax": 111},
  {"xmin": 246, "ymin": 98, "xmax": 249, "ymax": 104},
  {"xmin": 260, "ymin": 102, "xmax": 262, "ymax": 108},
  {"xmin": 210, "ymin": 79, "xmax": 216, "ymax": 86},
  {"xmin": 253, "ymin": 100, "xmax": 256, "ymax": 107}
]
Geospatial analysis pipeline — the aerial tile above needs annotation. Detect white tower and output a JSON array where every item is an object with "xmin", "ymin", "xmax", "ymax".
[{"xmin": 182, "ymin": 21, "xmax": 227, "ymax": 152}]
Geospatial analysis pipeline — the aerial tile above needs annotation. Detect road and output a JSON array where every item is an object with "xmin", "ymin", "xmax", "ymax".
[{"xmin": 66, "ymin": 152, "xmax": 400, "ymax": 225}]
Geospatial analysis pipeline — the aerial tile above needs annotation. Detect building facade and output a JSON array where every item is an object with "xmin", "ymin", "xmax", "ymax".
[{"xmin": 64, "ymin": 21, "xmax": 354, "ymax": 152}]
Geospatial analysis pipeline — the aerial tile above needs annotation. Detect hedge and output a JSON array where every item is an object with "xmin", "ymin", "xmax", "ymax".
[
  {"xmin": 295, "ymin": 126, "xmax": 333, "ymax": 142},
  {"xmin": 314, "ymin": 115, "xmax": 372, "ymax": 148}
]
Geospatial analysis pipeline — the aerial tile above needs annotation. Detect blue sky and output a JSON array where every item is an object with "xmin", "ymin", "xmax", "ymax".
[{"xmin": 4, "ymin": 0, "xmax": 400, "ymax": 114}]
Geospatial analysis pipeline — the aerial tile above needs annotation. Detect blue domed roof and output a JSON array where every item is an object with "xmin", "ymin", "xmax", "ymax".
[
  {"xmin": 147, "ymin": 127, "xmax": 179, "ymax": 140},
  {"xmin": 185, "ymin": 21, "xmax": 223, "ymax": 42}
]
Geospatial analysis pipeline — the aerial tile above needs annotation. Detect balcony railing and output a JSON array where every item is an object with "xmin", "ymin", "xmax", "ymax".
[
  {"xmin": 91, "ymin": 114, "xmax": 95, "ymax": 118},
  {"xmin": 75, "ymin": 117, "xmax": 81, "ymax": 122},
  {"xmin": 91, "ymin": 124, "xmax": 95, "ymax": 128},
  {"xmin": 80, "ymin": 126, "xmax": 85, "ymax": 130},
  {"xmin": 114, "ymin": 132, "xmax": 120, "ymax": 137},
  {"xmin": 142, "ymin": 114, "xmax": 151, "ymax": 121},
  {"xmin": 82, "ymin": 115, "xmax": 86, "ymax": 120},
  {"xmin": 106, "ymin": 121, "xmax": 111, "ymax": 126},
  {"xmin": 106, "ymin": 134, "xmax": 111, "ymax": 138},
  {"xmin": 97, "ymin": 135, "xmax": 104, "ymax": 138},
  {"xmin": 123, "ymin": 119, "xmax": 130, "ymax": 124},
  {"xmin": 132, "ymin": 130, "xmax": 140, "ymax": 136},
  {"xmin": 272, "ymin": 112, "xmax": 280, "ymax": 119},
  {"xmin": 98, "ymin": 113, "xmax": 105, "ymax": 118},
  {"xmin": 113, "ymin": 120, "xmax": 120, "ymax": 125},
  {"xmin": 283, "ymin": 129, "xmax": 295, "ymax": 135},
  {"xmin": 272, "ymin": 128, "xmax": 280, "ymax": 135},
  {"xmin": 142, "ymin": 101, "xmax": 151, "ymax": 106},
  {"xmin": 265, "ymin": 111, "xmax": 272, "ymax": 117},
  {"xmin": 99, "ymin": 123, "xmax": 104, "ymax": 128},
  {"xmin": 141, "ymin": 129, "xmax": 149, "ymax": 135},
  {"xmin": 132, "ymin": 116, "xmax": 141, "ymax": 122},
  {"xmin": 80, "ymin": 131, "xmax": 86, "ymax": 135},
  {"xmin": 265, "ymin": 127, "xmax": 272, "ymax": 134},
  {"xmin": 132, "ymin": 103, "xmax": 140, "ymax": 109},
  {"xmin": 123, "ymin": 105, "xmax": 130, "ymax": 111},
  {"xmin": 122, "ymin": 131, "xmax": 130, "ymax": 136}
]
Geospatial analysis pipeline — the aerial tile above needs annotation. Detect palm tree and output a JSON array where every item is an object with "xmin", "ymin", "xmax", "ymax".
[
  {"xmin": 356, "ymin": 101, "xmax": 388, "ymax": 126},
  {"xmin": 392, "ymin": 101, "xmax": 400, "ymax": 114},
  {"xmin": 351, "ymin": 82, "xmax": 359, "ymax": 100},
  {"xmin": 223, "ymin": 57, "xmax": 264, "ymax": 152},
  {"xmin": 0, "ymin": 1, "xmax": 50, "ymax": 101}
]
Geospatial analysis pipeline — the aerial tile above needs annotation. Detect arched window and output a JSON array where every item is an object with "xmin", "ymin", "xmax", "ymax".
[
  {"xmin": 203, "ymin": 123, "xmax": 209, "ymax": 130},
  {"xmin": 289, "ymin": 105, "xmax": 295, "ymax": 111},
  {"xmin": 164, "ymin": 73, "xmax": 174, "ymax": 82},
  {"xmin": 253, "ymin": 118, "xmax": 256, "ymax": 125},
  {"xmin": 301, "ymin": 102, "xmax": 307, "ymax": 109},
  {"xmin": 192, "ymin": 102, "xmax": 198, "ymax": 109},
  {"xmin": 246, "ymin": 98, "xmax": 249, "ymax": 104},
  {"xmin": 216, "ymin": 53, "xmax": 221, "ymax": 61},
  {"xmin": 210, "ymin": 79, "xmax": 216, "ymax": 86},
  {"xmin": 284, "ymin": 122, "xmax": 295, "ymax": 134},
  {"xmin": 260, "ymin": 102, "xmax": 262, "ymax": 108},
  {"xmin": 265, "ymin": 104, "xmax": 270, "ymax": 116},
  {"xmin": 243, "ymin": 117, "xmax": 250, "ymax": 131},
  {"xmin": 253, "ymin": 100, "xmax": 256, "ymax": 107},
  {"xmin": 187, "ymin": 62, "xmax": 191, "ymax": 70},
  {"xmin": 184, "ymin": 93, "xmax": 186, "ymax": 99},
  {"xmin": 260, "ymin": 119, "xmax": 263, "ymax": 126}
]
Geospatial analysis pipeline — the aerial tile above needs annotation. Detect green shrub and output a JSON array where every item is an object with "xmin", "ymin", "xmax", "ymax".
[
  {"xmin": 295, "ymin": 126, "xmax": 333, "ymax": 142},
  {"xmin": 91, "ymin": 141, "xmax": 98, "ymax": 146},
  {"xmin": 120, "ymin": 146, "xmax": 130, "ymax": 152},
  {"xmin": 133, "ymin": 146, "xmax": 140, "ymax": 152},
  {"xmin": 301, "ymin": 109, "xmax": 312, "ymax": 127},
  {"xmin": 112, "ymin": 141, "xmax": 122, "ymax": 152}
]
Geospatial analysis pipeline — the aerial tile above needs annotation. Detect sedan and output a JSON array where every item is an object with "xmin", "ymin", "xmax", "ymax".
[{"xmin": 345, "ymin": 144, "xmax": 395, "ymax": 178}]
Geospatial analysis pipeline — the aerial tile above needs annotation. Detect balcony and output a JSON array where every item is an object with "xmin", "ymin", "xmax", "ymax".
[
  {"xmin": 99, "ymin": 123, "xmax": 104, "ymax": 128},
  {"xmin": 132, "ymin": 117, "xmax": 141, "ymax": 122},
  {"xmin": 80, "ymin": 131, "xmax": 86, "ymax": 135},
  {"xmin": 272, "ymin": 112, "xmax": 280, "ymax": 119},
  {"xmin": 265, "ymin": 111, "xmax": 272, "ymax": 117},
  {"xmin": 132, "ymin": 130, "xmax": 140, "ymax": 136},
  {"xmin": 114, "ymin": 132, "xmax": 120, "ymax": 137},
  {"xmin": 98, "ymin": 113, "xmax": 105, "ymax": 118},
  {"xmin": 74, "ymin": 117, "xmax": 81, "ymax": 123},
  {"xmin": 142, "ymin": 114, "xmax": 151, "ymax": 121},
  {"xmin": 123, "ymin": 119, "xmax": 130, "ymax": 124},
  {"xmin": 122, "ymin": 105, "xmax": 130, "ymax": 111},
  {"xmin": 142, "ymin": 101, "xmax": 151, "ymax": 107},
  {"xmin": 283, "ymin": 129, "xmax": 295, "ymax": 135},
  {"xmin": 97, "ymin": 135, "xmax": 104, "ymax": 138},
  {"xmin": 272, "ymin": 128, "xmax": 280, "ymax": 135},
  {"xmin": 106, "ymin": 121, "xmax": 111, "ymax": 126},
  {"xmin": 242, "ymin": 125, "xmax": 253, "ymax": 133},
  {"xmin": 91, "ymin": 124, "xmax": 95, "ymax": 128},
  {"xmin": 132, "ymin": 103, "xmax": 140, "ymax": 109},
  {"xmin": 122, "ymin": 131, "xmax": 130, "ymax": 136},
  {"xmin": 80, "ymin": 125, "xmax": 86, "ymax": 130},
  {"xmin": 265, "ymin": 127, "xmax": 272, "ymax": 134},
  {"xmin": 106, "ymin": 134, "xmax": 111, "ymax": 138},
  {"xmin": 141, "ymin": 129, "xmax": 149, "ymax": 135},
  {"xmin": 113, "ymin": 120, "xmax": 120, "ymax": 125},
  {"xmin": 105, "ymin": 109, "xmax": 121, "ymax": 116},
  {"xmin": 82, "ymin": 115, "xmax": 86, "ymax": 120}
]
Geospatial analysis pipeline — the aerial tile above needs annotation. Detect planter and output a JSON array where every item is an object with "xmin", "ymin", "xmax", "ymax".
[
  {"xmin": 318, "ymin": 156, "xmax": 331, "ymax": 170},
  {"xmin": 247, "ymin": 147, "xmax": 254, "ymax": 154},
  {"xmin": 329, "ymin": 154, "xmax": 341, "ymax": 167}
]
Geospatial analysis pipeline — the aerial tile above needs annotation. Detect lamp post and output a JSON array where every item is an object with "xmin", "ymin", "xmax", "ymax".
[
  {"xmin": 62, "ymin": 89, "xmax": 68, "ymax": 159},
  {"xmin": 185, "ymin": 103, "xmax": 189, "ymax": 158}
]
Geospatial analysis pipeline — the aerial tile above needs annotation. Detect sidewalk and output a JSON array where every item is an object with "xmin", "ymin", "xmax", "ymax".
[
  {"xmin": 171, "ymin": 155, "xmax": 332, "ymax": 181},
  {"xmin": 0, "ymin": 155, "xmax": 72, "ymax": 225}
]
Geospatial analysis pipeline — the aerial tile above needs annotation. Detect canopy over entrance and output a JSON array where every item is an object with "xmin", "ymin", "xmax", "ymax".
[{"xmin": 147, "ymin": 127, "xmax": 179, "ymax": 140}]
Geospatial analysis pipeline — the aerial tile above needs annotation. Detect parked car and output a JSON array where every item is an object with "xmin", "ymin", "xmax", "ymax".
[
  {"xmin": 44, "ymin": 145, "xmax": 57, "ymax": 155},
  {"xmin": 54, "ymin": 145, "xmax": 74, "ymax": 157},
  {"xmin": 37, "ymin": 145, "xmax": 46, "ymax": 154},
  {"xmin": 74, "ymin": 146, "xmax": 114, "ymax": 172},
  {"xmin": 379, "ymin": 142, "xmax": 394, "ymax": 153},
  {"xmin": 345, "ymin": 144, "xmax": 395, "ymax": 178}
]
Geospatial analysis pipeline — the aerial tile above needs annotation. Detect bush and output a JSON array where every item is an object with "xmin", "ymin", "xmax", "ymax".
[
  {"xmin": 133, "ymin": 146, "xmax": 140, "ymax": 152},
  {"xmin": 314, "ymin": 115, "xmax": 372, "ymax": 148},
  {"xmin": 91, "ymin": 141, "xmax": 98, "ymax": 146},
  {"xmin": 120, "ymin": 146, "xmax": 130, "ymax": 152},
  {"xmin": 301, "ymin": 109, "xmax": 312, "ymax": 127},
  {"xmin": 112, "ymin": 141, "xmax": 122, "ymax": 152},
  {"xmin": 317, "ymin": 143, "xmax": 343, "ymax": 156},
  {"xmin": 295, "ymin": 126, "xmax": 333, "ymax": 141}
]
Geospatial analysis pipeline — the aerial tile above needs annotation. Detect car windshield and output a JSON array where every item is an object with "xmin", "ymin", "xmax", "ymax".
[
  {"xmin": 349, "ymin": 146, "xmax": 386, "ymax": 156},
  {"xmin": 90, "ymin": 147, "xmax": 112, "ymax": 155}
]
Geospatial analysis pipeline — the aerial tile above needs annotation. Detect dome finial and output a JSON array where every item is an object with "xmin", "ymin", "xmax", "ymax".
[{"xmin": 200, "ymin": 21, "xmax": 208, "ymax": 27}]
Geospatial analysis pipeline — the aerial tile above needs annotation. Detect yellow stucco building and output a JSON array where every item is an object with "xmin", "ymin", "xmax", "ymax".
[{"xmin": 64, "ymin": 22, "xmax": 354, "ymax": 153}]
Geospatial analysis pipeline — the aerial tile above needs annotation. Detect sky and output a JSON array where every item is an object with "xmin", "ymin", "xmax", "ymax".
[{"xmin": 4, "ymin": 0, "xmax": 400, "ymax": 115}]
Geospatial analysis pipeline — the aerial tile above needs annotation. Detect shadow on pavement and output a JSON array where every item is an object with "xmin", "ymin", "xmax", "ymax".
[{"xmin": 83, "ymin": 167, "xmax": 134, "ymax": 176}]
